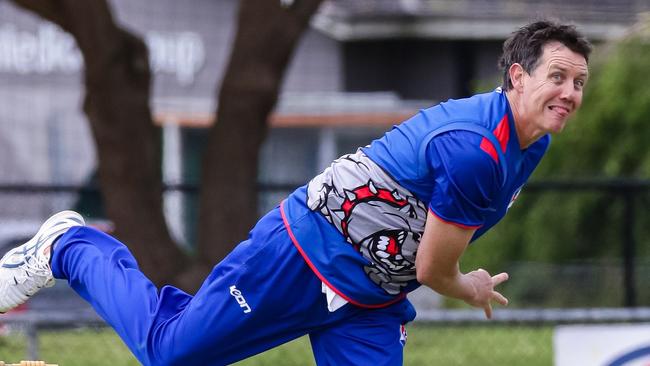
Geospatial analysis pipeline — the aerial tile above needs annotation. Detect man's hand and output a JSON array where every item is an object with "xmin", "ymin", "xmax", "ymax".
[
  {"xmin": 463, "ymin": 269, "xmax": 509, "ymax": 319},
  {"xmin": 415, "ymin": 213, "xmax": 510, "ymax": 319}
]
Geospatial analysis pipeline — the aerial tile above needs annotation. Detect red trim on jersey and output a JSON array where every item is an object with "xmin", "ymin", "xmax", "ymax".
[
  {"xmin": 479, "ymin": 139, "xmax": 499, "ymax": 162},
  {"xmin": 429, "ymin": 208, "xmax": 482, "ymax": 230},
  {"xmin": 280, "ymin": 200, "xmax": 407, "ymax": 309},
  {"xmin": 480, "ymin": 114, "xmax": 510, "ymax": 163},
  {"xmin": 494, "ymin": 114, "xmax": 510, "ymax": 151}
]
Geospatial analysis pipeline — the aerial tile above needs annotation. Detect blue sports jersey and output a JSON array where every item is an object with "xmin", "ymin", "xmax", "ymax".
[{"xmin": 281, "ymin": 88, "xmax": 550, "ymax": 307}]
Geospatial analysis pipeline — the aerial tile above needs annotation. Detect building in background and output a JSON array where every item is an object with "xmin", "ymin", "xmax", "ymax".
[{"xmin": 0, "ymin": 0, "xmax": 647, "ymax": 245}]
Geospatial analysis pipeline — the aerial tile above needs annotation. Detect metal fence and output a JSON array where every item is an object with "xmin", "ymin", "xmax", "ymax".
[
  {"xmin": 525, "ymin": 179, "xmax": 650, "ymax": 308},
  {"xmin": 4, "ymin": 178, "xmax": 647, "ymax": 304}
]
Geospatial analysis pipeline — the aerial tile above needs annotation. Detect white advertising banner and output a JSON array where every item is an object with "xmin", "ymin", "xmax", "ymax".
[{"xmin": 554, "ymin": 324, "xmax": 650, "ymax": 366}]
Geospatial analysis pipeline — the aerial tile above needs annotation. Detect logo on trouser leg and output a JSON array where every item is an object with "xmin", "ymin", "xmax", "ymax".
[
  {"xmin": 229, "ymin": 285, "xmax": 252, "ymax": 314},
  {"xmin": 399, "ymin": 324, "xmax": 408, "ymax": 346}
]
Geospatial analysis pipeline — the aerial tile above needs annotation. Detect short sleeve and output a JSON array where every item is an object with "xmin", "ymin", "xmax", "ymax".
[{"xmin": 426, "ymin": 131, "xmax": 501, "ymax": 228}]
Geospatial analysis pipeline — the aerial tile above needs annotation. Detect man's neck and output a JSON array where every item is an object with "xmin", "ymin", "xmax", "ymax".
[{"xmin": 505, "ymin": 89, "xmax": 542, "ymax": 150}]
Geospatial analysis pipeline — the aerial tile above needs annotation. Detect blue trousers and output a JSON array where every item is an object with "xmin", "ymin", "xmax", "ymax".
[{"xmin": 51, "ymin": 208, "xmax": 416, "ymax": 366}]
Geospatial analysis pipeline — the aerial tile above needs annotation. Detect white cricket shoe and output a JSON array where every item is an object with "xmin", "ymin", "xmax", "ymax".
[{"xmin": 0, "ymin": 210, "xmax": 85, "ymax": 313}]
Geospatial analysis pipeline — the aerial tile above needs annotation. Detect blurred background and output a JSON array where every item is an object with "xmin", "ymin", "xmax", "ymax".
[{"xmin": 0, "ymin": 0, "xmax": 649, "ymax": 365}]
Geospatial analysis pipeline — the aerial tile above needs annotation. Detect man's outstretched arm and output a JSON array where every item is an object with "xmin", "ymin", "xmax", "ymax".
[{"xmin": 415, "ymin": 212, "xmax": 509, "ymax": 319}]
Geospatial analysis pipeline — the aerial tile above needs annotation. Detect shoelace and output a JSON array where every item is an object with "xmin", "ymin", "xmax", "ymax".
[
  {"xmin": 15, "ymin": 219, "xmax": 78, "ymax": 282},
  {"xmin": 21, "ymin": 252, "xmax": 52, "ymax": 280},
  {"xmin": 8, "ymin": 216, "xmax": 82, "ymax": 284}
]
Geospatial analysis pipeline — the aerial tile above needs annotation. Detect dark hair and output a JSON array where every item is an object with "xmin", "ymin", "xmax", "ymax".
[{"xmin": 498, "ymin": 19, "xmax": 592, "ymax": 90}]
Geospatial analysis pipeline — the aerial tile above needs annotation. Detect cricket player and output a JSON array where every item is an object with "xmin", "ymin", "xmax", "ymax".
[{"xmin": 0, "ymin": 19, "xmax": 591, "ymax": 365}]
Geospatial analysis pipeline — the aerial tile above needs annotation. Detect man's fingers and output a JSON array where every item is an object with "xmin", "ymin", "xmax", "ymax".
[
  {"xmin": 491, "ymin": 272, "xmax": 509, "ymax": 286},
  {"xmin": 491, "ymin": 291, "xmax": 509, "ymax": 306},
  {"xmin": 467, "ymin": 269, "xmax": 509, "ymax": 318},
  {"xmin": 484, "ymin": 292, "xmax": 508, "ymax": 319},
  {"xmin": 484, "ymin": 303, "xmax": 493, "ymax": 319}
]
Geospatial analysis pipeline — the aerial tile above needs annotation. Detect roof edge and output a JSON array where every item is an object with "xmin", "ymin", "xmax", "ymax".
[{"xmin": 312, "ymin": 15, "xmax": 632, "ymax": 41}]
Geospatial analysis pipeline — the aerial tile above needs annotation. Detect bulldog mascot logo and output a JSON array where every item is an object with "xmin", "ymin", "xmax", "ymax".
[{"xmin": 307, "ymin": 151, "xmax": 427, "ymax": 295}]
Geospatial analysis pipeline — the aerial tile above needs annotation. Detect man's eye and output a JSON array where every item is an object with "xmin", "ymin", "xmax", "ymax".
[
  {"xmin": 575, "ymin": 79, "xmax": 585, "ymax": 89},
  {"xmin": 551, "ymin": 73, "xmax": 563, "ymax": 82}
]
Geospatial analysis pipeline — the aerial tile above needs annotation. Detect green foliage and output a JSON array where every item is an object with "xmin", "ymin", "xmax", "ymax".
[{"xmin": 462, "ymin": 22, "xmax": 650, "ymax": 276}]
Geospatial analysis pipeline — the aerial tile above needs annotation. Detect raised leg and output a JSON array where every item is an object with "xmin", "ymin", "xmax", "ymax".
[{"xmin": 50, "ymin": 209, "xmax": 353, "ymax": 365}]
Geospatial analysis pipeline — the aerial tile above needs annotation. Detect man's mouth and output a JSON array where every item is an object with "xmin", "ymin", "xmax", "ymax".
[{"xmin": 548, "ymin": 105, "xmax": 570, "ymax": 117}]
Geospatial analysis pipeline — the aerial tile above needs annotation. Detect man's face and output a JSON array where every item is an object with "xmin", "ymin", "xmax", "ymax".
[{"xmin": 520, "ymin": 41, "xmax": 589, "ymax": 134}]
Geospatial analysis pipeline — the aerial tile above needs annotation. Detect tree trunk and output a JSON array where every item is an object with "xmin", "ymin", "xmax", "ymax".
[
  {"xmin": 12, "ymin": 0, "xmax": 188, "ymax": 286},
  {"xmin": 13, "ymin": 0, "xmax": 325, "ymax": 291},
  {"xmin": 196, "ymin": 0, "xmax": 324, "ymax": 275}
]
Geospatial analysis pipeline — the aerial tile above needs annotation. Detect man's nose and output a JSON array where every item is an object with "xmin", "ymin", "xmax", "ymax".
[{"xmin": 559, "ymin": 81, "xmax": 579, "ymax": 104}]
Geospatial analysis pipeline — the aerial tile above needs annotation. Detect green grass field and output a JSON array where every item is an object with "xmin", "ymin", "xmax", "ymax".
[{"xmin": 0, "ymin": 324, "xmax": 552, "ymax": 365}]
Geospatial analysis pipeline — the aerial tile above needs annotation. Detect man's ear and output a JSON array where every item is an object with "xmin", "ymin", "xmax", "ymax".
[{"xmin": 509, "ymin": 63, "xmax": 525, "ymax": 92}]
